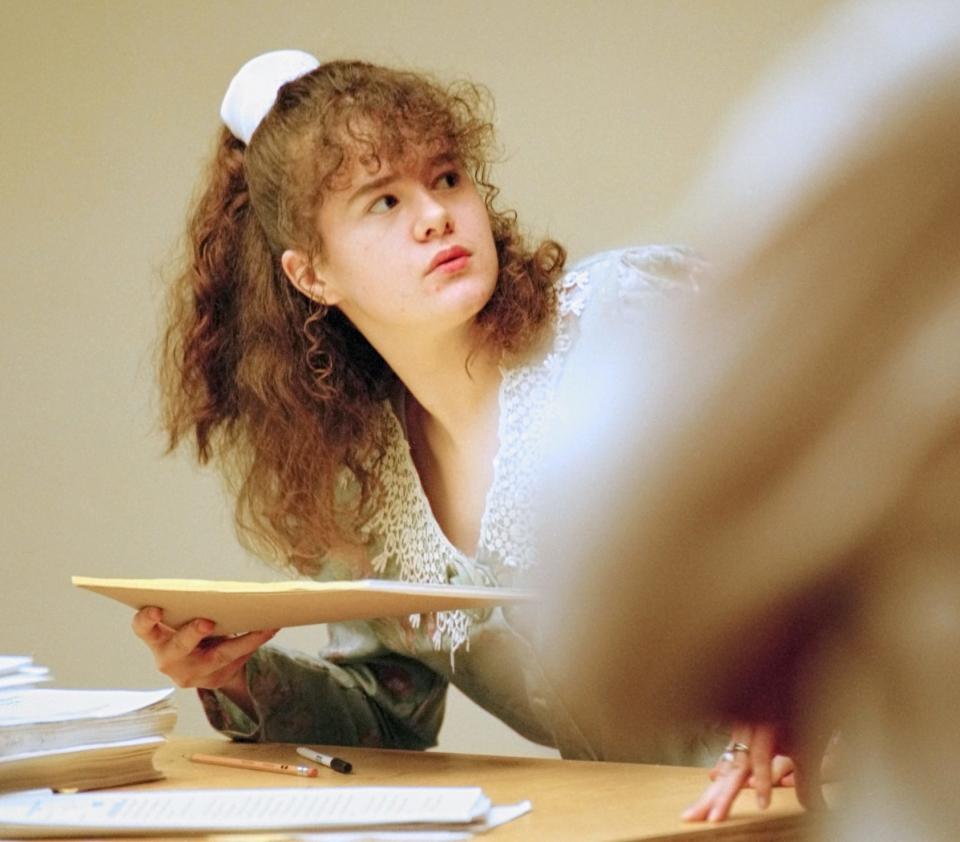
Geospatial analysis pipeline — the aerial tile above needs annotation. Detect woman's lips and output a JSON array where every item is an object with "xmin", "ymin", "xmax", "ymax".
[{"xmin": 428, "ymin": 246, "xmax": 471, "ymax": 274}]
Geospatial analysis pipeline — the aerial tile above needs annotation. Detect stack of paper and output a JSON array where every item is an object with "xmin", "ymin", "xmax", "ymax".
[
  {"xmin": 0, "ymin": 786, "xmax": 532, "ymax": 838},
  {"xmin": 0, "ymin": 687, "xmax": 176, "ymax": 793},
  {"xmin": 0, "ymin": 655, "xmax": 51, "ymax": 692}
]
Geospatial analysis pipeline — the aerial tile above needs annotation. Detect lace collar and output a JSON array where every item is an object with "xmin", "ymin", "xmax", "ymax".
[{"xmin": 360, "ymin": 267, "xmax": 593, "ymax": 654}]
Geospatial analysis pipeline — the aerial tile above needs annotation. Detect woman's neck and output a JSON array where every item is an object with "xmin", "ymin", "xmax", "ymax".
[
  {"xmin": 384, "ymin": 328, "xmax": 502, "ymax": 443},
  {"xmin": 397, "ymin": 334, "xmax": 502, "ymax": 557}
]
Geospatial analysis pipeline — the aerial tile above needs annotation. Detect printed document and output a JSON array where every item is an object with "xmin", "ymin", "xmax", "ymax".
[{"xmin": 0, "ymin": 786, "xmax": 533, "ymax": 837}]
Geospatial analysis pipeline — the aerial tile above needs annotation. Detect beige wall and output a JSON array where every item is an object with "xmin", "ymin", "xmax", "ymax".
[{"xmin": 1, "ymin": 0, "xmax": 831, "ymax": 755}]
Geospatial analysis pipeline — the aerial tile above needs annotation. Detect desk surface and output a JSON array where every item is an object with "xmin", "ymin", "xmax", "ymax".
[{"xmin": 124, "ymin": 736, "xmax": 810, "ymax": 842}]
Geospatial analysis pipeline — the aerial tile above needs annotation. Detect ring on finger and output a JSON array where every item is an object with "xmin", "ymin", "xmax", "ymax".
[{"xmin": 719, "ymin": 741, "xmax": 750, "ymax": 763}]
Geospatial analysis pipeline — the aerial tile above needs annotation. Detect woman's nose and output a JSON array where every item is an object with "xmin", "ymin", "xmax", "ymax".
[{"xmin": 414, "ymin": 195, "xmax": 453, "ymax": 240}]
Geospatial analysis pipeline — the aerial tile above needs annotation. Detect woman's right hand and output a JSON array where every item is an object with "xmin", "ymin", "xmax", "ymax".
[{"xmin": 131, "ymin": 606, "xmax": 277, "ymax": 714}]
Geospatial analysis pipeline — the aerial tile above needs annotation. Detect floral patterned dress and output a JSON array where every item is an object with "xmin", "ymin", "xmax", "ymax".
[{"xmin": 200, "ymin": 245, "xmax": 725, "ymax": 765}]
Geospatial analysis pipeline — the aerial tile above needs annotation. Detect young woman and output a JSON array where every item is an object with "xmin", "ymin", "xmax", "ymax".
[{"xmin": 131, "ymin": 50, "xmax": 724, "ymax": 767}]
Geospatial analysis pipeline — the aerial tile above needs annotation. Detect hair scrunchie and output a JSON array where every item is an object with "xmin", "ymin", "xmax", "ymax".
[{"xmin": 220, "ymin": 49, "xmax": 320, "ymax": 144}]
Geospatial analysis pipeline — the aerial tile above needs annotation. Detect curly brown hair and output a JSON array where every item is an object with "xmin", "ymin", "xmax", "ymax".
[{"xmin": 161, "ymin": 60, "xmax": 565, "ymax": 572}]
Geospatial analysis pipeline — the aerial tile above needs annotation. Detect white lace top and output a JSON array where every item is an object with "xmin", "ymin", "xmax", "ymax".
[
  {"xmin": 358, "ymin": 245, "xmax": 704, "ymax": 654},
  {"xmin": 204, "ymin": 245, "xmax": 723, "ymax": 765}
]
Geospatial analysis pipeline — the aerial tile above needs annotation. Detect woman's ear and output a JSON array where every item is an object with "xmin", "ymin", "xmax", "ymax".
[{"xmin": 281, "ymin": 249, "xmax": 341, "ymax": 305}]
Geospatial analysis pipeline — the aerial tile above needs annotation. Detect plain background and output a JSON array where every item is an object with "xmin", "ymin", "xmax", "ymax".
[{"xmin": 1, "ymin": 0, "xmax": 831, "ymax": 756}]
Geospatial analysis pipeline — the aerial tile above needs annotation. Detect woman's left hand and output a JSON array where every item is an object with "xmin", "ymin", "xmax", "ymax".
[
  {"xmin": 682, "ymin": 722, "xmax": 830, "ymax": 822},
  {"xmin": 708, "ymin": 748, "xmax": 795, "ymax": 788}
]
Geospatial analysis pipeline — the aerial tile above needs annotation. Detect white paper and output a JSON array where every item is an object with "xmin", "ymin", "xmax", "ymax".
[
  {"xmin": 0, "ymin": 786, "xmax": 495, "ymax": 837},
  {"xmin": 0, "ymin": 736, "xmax": 165, "ymax": 765},
  {"xmin": 292, "ymin": 800, "xmax": 532, "ymax": 839},
  {"xmin": 0, "ymin": 656, "xmax": 34, "ymax": 677},
  {"xmin": 0, "ymin": 687, "xmax": 173, "ymax": 727},
  {"xmin": 477, "ymin": 801, "xmax": 532, "ymax": 830},
  {"xmin": 0, "ymin": 667, "xmax": 51, "ymax": 691}
]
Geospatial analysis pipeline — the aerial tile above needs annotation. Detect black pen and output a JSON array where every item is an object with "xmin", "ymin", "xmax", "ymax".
[{"xmin": 296, "ymin": 745, "xmax": 353, "ymax": 774}]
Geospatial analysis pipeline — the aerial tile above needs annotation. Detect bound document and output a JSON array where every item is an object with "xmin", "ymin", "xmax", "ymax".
[
  {"xmin": 0, "ymin": 738, "xmax": 165, "ymax": 793},
  {"xmin": 0, "ymin": 688, "xmax": 176, "ymax": 793},
  {"xmin": 73, "ymin": 576, "xmax": 538, "ymax": 634}
]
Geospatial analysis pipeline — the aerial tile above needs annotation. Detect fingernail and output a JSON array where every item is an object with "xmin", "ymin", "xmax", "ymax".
[
  {"xmin": 195, "ymin": 619, "xmax": 214, "ymax": 634},
  {"xmin": 758, "ymin": 792, "xmax": 770, "ymax": 809}
]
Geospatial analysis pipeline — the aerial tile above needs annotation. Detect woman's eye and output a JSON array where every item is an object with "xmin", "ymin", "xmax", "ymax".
[
  {"xmin": 435, "ymin": 170, "xmax": 460, "ymax": 189},
  {"xmin": 369, "ymin": 194, "xmax": 399, "ymax": 214}
]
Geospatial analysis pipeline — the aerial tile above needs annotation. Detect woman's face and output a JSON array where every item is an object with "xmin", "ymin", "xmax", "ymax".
[{"xmin": 308, "ymin": 148, "xmax": 499, "ymax": 350}]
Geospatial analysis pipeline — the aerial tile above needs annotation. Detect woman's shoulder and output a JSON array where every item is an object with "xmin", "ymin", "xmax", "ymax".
[
  {"xmin": 554, "ymin": 244, "xmax": 706, "ymax": 335},
  {"xmin": 565, "ymin": 244, "xmax": 706, "ymax": 293}
]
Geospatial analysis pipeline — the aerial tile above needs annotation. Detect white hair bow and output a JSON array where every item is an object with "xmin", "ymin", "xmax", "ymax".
[{"xmin": 220, "ymin": 49, "xmax": 320, "ymax": 144}]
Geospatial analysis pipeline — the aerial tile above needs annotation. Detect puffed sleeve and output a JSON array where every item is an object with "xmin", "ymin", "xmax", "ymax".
[
  {"xmin": 198, "ymin": 620, "xmax": 447, "ymax": 749},
  {"xmin": 566, "ymin": 244, "xmax": 706, "ymax": 334}
]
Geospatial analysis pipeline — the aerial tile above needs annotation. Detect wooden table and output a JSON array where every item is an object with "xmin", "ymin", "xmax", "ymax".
[{"xmin": 102, "ymin": 736, "xmax": 811, "ymax": 841}]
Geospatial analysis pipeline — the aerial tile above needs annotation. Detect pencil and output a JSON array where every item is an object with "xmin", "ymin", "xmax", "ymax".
[
  {"xmin": 296, "ymin": 746, "xmax": 353, "ymax": 774},
  {"xmin": 188, "ymin": 752, "xmax": 319, "ymax": 778}
]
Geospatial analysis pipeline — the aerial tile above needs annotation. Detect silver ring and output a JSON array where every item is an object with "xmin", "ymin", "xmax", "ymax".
[{"xmin": 720, "ymin": 741, "xmax": 750, "ymax": 763}]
